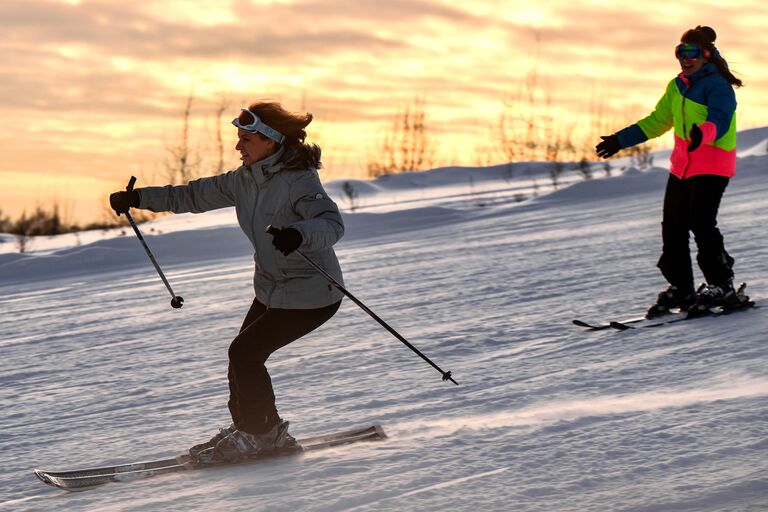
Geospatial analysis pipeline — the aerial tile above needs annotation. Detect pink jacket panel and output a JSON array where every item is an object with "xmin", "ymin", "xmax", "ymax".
[{"xmin": 669, "ymin": 132, "xmax": 736, "ymax": 179}]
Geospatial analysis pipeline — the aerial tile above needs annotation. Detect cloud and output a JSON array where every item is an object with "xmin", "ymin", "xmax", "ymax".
[
  {"xmin": 0, "ymin": 0, "xmax": 459, "ymax": 62},
  {"xmin": 1, "ymin": 0, "xmax": 766, "ymax": 223}
]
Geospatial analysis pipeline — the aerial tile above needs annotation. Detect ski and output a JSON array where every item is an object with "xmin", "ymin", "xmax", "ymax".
[
  {"xmin": 573, "ymin": 311, "xmax": 686, "ymax": 331},
  {"xmin": 34, "ymin": 424, "xmax": 386, "ymax": 491},
  {"xmin": 573, "ymin": 288, "xmax": 759, "ymax": 331},
  {"xmin": 610, "ymin": 300, "xmax": 757, "ymax": 330}
]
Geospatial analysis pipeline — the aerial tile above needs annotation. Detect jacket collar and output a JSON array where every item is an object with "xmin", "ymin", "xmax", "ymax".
[
  {"xmin": 248, "ymin": 146, "xmax": 286, "ymax": 185},
  {"xmin": 678, "ymin": 61, "xmax": 717, "ymax": 85},
  {"xmin": 691, "ymin": 61, "xmax": 717, "ymax": 80}
]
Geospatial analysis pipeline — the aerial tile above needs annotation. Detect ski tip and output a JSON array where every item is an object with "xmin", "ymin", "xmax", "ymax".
[
  {"xmin": 573, "ymin": 319, "xmax": 612, "ymax": 331},
  {"xmin": 33, "ymin": 469, "xmax": 52, "ymax": 485},
  {"xmin": 373, "ymin": 424, "xmax": 388, "ymax": 440},
  {"xmin": 609, "ymin": 321, "xmax": 633, "ymax": 331}
]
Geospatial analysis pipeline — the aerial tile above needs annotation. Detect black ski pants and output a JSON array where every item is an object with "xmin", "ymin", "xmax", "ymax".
[
  {"xmin": 227, "ymin": 298, "xmax": 341, "ymax": 435},
  {"xmin": 657, "ymin": 174, "xmax": 734, "ymax": 290}
]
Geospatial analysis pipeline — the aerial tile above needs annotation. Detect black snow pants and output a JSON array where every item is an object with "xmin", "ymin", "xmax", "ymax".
[
  {"xmin": 657, "ymin": 173, "xmax": 734, "ymax": 290},
  {"xmin": 227, "ymin": 298, "xmax": 341, "ymax": 435}
]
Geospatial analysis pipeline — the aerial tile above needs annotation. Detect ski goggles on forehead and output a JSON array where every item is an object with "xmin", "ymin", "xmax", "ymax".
[
  {"xmin": 675, "ymin": 44, "xmax": 704, "ymax": 59},
  {"xmin": 232, "ymin": 109, "xmax": 285, "ymax": 144}
]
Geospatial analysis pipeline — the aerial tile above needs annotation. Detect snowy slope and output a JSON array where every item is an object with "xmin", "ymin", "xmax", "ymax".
[{"xmin": 1, "ymin": 130, "xmax": 767, "ymax": 512}]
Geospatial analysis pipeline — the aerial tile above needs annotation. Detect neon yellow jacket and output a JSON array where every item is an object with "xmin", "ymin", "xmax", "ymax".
[{"xmin": 616, "ymin": 62, "xmax": 737, "ymax": 178}]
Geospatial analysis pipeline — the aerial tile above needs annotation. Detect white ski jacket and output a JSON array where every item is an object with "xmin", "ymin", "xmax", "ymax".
[{"xmin": 137, "ymin": 144, "xmax": 345, "ymax": 309}]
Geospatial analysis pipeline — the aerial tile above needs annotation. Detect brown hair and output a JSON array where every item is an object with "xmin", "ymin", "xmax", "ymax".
[
  {"xmin": 681, "ymin": 25, "xmax": 743, "ymax": 87},
  {"xmin": 247, "ymin": 101, "xmax": 313, "ymax": 146}
]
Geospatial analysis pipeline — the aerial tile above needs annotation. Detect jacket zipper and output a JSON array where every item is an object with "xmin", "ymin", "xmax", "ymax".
[
  {"xmin": 680, "ymin": 77, "xmax": 692, "ymax": 179},
  {"xmin": 248, "ymin": 167, "xmax": 276, "ymax": 307}
]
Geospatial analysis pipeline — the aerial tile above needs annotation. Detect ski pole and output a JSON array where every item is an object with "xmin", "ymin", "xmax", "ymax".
[
  {"xmin": 266, "ymin": 225, "xmax": 457, "ymax": 385},
  {"xmin": 122, "ymin": 176, "xmax": 184, "ymax": 309}
]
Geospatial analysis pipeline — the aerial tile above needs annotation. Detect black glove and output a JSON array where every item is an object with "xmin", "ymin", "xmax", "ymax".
[
  {"xmin": 270, "ymin": 227, "xmax": 303, "ymax": 256},
  {"xmin": 688, "ymin": 123, "xmax": 703, "ymax": 152},
  {"xmin": 109, "ymin": 190, "xmax": 139, "ymax": 215},
  {"xmin": 595, "ymin": 135, "xmax": 621, "ymax": 159}
]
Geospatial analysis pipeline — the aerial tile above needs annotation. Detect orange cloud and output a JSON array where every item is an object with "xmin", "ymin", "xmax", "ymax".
[{"xmin": 0, "ymin": 0, "xmax": 766, "ymax": 223}]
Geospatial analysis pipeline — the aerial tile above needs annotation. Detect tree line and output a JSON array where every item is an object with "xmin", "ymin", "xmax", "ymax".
[{"xmin": 3, "ymin": 76, "xmax": 655, "ymax": 250}]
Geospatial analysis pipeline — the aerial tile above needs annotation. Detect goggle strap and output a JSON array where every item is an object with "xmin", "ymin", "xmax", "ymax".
[{"xmin": 232, "ymin": 109, "xmax": 285, "ymax": 144}]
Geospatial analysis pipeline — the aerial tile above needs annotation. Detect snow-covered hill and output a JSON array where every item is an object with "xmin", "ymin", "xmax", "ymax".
[{"xmin": 1, "ymin": 128, "xmax": 767, "ymax": 511}]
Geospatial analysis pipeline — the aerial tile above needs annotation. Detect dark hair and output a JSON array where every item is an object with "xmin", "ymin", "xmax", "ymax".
[
  {"xmin": 247, "ymin": 101, "xmax": 313, "ymax": 146},
  {"xmin": 681, "ymin": 25, "xmax": 743, "ymax": 87}
]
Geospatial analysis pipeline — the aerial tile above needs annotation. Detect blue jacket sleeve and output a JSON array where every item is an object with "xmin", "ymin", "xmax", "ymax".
[
  {"xmin": 706, "ymin": 78, "xmax": 736, "ymax": 139},
  {"xmin": 615, "ymin": 124, "xmax": 649, "ymax": 149}
]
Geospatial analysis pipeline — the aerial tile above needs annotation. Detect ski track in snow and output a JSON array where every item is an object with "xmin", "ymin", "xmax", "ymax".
[{"xmin": 1, "ymin": 140, "xmax": 768, "ymax": 511}]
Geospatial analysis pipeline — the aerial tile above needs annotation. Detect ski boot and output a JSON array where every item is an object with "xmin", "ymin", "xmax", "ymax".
[
  {"xmin": 196, "ymin": 420, "xmax": 300, "ymax": 464},
  {"xmin": 646, "ymin": 285, "xmax": 695, "ymax": 318},
  {"xmin": 189, "ymin": 423, "xmax": 236, "ymax": 458},
  {"xmin": 689, "ymin": 281, "xmax": 751, "ymax": 315}
]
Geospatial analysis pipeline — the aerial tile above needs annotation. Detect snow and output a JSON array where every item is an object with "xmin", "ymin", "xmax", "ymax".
[{"xmin": 1, "ymin": 128, "xmax": 767, "ymax": 511}]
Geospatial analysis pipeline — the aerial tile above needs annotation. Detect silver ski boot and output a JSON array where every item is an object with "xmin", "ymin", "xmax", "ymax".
[
  {"xmin": 196, "ymin": 420, "xmax": 300, "ymax": 464},
  {"xmin": 189, "ymin": 423, "xmax": 236, "ymax": 458}
]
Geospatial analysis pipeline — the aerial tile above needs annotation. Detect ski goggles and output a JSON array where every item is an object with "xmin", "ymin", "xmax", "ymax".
[
  {"xmin": 232, "ymin": 109, "xmax": 285, "ymax": 144},
  {"xmin": 675, "ymin": 43, "xmax": 704, "ymax": 60}
]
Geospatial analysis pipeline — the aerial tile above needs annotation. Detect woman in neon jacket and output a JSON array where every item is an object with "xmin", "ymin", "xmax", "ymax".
[{"xmin": 596, "ymin": 25, "xmax": 748, "ymax": 317}]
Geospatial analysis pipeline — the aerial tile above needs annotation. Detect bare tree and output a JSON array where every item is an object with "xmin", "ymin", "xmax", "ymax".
[
  {"xmin": 213, "ymin": 93, "xmax": 232, "ymax": 174},
  {"xmin": 165, "ymin": 92, "xmax": 201, "ymax": 184},
  {"xmin": 367, "ymin": 96, "xmax": 435, "ymax": 177},
  {"xmin": 626, "ymin": 144, "xmax": 654, "ymax": 169},
  {"xmin": 498, "ymin": 72, "xmax": 537, "ymax": 163},
  {"xmin": 498, "ymin": 51, "xmax": 579, "ymax": 190},
  {"xmin": 0, "ymin": 208, "xmax": 10, "ymax": 233},
  {"xmin": 497, "ymin": 31, "xmax": 543, "ymax": 164},
  {"xmin": 472, "ymin": 141, "xmax": 499, "ymax": 168},
  {"xmin": 13, "ymin": 212, "xmax": 32, "ymax": 252},
  {"xmin": 341, "ymin": 181, "xmax": 359, "ymax": 211},
  {"xmin": 11, "ymin": 205, "xmax": 63, "ymax": 253},
  {"xmin": 578, "ymin": 157, "xmax": 593, "ymax": 179}
]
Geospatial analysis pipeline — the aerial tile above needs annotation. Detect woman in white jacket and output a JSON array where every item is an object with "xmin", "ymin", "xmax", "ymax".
[{"xmin": 110, "ymin": 102, "xmax": 345, "ymax": 462}]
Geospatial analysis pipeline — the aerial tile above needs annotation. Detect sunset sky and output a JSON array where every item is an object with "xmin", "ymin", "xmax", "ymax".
[{"xmin": 1, "ymin": 0, "xmax": 766, "ymax": 224}]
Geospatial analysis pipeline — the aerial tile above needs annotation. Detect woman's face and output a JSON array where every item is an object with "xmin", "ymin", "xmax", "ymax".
[
  {"xmin": 677, "ymin": 43, "xmax": 707, "ymax": 77},
  {"xmin": 679, "ymin": 55, "xmax": 706, "ymax": 76},
  {"xmin": 235, "ymin": 128, "xmax": 277, "ymax": 166}
]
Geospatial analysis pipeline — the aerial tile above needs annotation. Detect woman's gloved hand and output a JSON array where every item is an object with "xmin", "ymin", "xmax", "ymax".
[
  {"xmin": 595, "ymin": 134, "xmax": 621, "ymax": 159},
  {"xmin": 109, "ymin": 190, "xmax": 139, "ymax": 215},
  {"xmin": 269, "ymin": 226, "xmax": 303, "ymax": 256},
  {"xmin": 688, "ymin": 123, "xmax": 703, "ymax": 152}
]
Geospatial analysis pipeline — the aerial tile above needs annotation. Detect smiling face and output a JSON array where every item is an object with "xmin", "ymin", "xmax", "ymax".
[
  {"xmin": 235, "ymin": 128, "xmax": 277, "ymax": 166},
  {"xmin": 676, "ymin": 42, "xmax": 708, "ymax": 77},
  {"xmin": 679, "ymin": 55, "xmax": 706, "ymax": 76}
]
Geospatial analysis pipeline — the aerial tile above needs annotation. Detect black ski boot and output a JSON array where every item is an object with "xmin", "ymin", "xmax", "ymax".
[
  {"xmin": 689, "ymin": 281, "xmax": 751, "ymax": 315},
  {"xmin": 647, "ymin": 285, "xmax": 695, "ymax": 318},
  {"xmin": 189, "ymin": 423, "xmax": 236, "ymax": 458}
]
